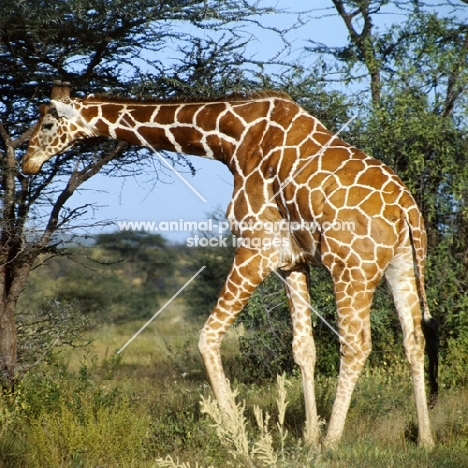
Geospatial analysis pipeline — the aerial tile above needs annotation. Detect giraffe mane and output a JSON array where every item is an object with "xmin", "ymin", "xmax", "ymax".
[{"xmin": 81, "ymin": 90, "xmax": 293, "ymax": 104}]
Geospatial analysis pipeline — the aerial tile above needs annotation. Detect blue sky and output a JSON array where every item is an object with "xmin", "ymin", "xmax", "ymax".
[{"xmin": 65, "ymin": 0, "xmax": 464, "ymax": 244}]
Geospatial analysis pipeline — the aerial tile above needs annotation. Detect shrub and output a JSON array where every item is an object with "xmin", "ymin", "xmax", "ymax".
[{"xmin": 3, "ymin": 355, "xmax": 148, "ymax": 468}]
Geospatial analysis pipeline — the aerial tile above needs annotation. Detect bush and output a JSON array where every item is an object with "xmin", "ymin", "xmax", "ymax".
[
  {"xmin": 0, "ymin": 355, "xmax": 148, "ymax": 468},
  {"xmin": 237, "ymin": 275, "xmax": 295, "ymax": 382},
  {"xmin": 16, "ymin": 298, "xmax": 90, "ymax": 378}
]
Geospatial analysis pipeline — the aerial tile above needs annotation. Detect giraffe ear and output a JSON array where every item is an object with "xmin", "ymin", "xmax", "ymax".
[{"xmin": 51, "ymin": 100, "xmax": 77, "ymax": 119}]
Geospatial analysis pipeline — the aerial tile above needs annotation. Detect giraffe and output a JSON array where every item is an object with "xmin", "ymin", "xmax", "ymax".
[{"xmin": 23, "ymin": 81, "xmax": 438, "ymax": 450}]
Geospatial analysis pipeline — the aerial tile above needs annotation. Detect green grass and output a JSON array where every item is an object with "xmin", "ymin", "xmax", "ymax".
[{"xmin": 1, "ymin": 300, "xmax": 467, "ymax": 467}]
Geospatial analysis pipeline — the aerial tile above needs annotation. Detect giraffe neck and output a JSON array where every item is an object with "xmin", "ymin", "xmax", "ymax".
[{"xmin": 78, "ymin": 96, "xmax": 286, "ymax": 167}]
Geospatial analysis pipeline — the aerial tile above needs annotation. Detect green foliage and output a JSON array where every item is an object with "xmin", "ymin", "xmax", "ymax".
[
  {"xmin": 148, "ymin": 390, "xmax": 220, "ymax": 461},
  {"xmin": 0, "ymin": 0, "xmax": 286, "ymax": 386},
  {"xmin": 21, "ymin": 231, "xmax": 181, "ymax": 324},
  {"xmin": 15, "ymin": 298, "xmax": 90, "ymax": 378},
  {"xmin": 1, "ymin": 318, "xmax": 468, "ymax": 467},
  {"xmin": 0, "ymin": 355, "xmax": 147, "ymax": 468},
  {"xmin": 185, "ymin": 210, "xmax": 237, "ymax": 319},
  {"xmin": 442, "ymin": 334, "xmax": 468, "ymax": 390},
  {"xmin": 237, "ymin": 275, "xmax": 295, "ymax": 382}
]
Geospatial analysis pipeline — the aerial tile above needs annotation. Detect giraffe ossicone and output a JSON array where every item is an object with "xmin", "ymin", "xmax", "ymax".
[{"xmin": 23, "ymin": 81, "xmax": 438, "ymax": 450}]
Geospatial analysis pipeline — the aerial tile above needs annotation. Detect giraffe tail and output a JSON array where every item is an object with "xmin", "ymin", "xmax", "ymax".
[{"xmin": 406, "ymin": 204, "xmax": 439, "ymax": 407}]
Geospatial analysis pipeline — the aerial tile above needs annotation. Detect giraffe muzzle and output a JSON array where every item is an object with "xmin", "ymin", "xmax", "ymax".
[{"xmin": 22, "ymin": 156, "xmax": 43, "ymax": 175}]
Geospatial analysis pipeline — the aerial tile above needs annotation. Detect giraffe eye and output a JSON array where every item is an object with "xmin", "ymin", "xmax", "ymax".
[{"xmin": 42, "ymin": 123, "xmax": 54, "ymax": 131}]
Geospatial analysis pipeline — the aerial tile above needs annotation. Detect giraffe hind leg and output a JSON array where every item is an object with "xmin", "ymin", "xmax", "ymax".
[
  {"xmin": 385, "ymin": 248, "xmax": 435, "ymax": 448},
  {"xmin": 322, "ymin": 280, "xmax": 374, "ymax": 450}
]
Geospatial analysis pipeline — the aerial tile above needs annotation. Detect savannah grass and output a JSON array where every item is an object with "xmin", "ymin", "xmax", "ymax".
[{"xmin": 0, "ymin": 302, "xmax": 467, "ymax": 467}]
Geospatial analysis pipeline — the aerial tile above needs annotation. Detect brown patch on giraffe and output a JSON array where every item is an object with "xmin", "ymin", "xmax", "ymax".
[
  {"xmin": 175, "ymin": 104, "xmax": 196, "ymax": 125},
  {"xmin": 327, "ymin": 188, "xmax": 348, "ymax": 209},
  {"xmin": 276, "ymin": 148, "xmax": 302, "ymax": 180},
  {"xmin": 350, "ymin": 237, "xmax": 376, "ymax": 261},
  {"xmin": 336, "ymin": 159, "xmax": 371, "ymax": 187},
  {"xmin": 358, "ymin": 191, "xmax": 384, "ymax": 217},
  {"xmin": 139, "ymin": 127, "xmax": 176, "ymax": 151},
  {"xmin": 244, "ymin": 172, "xmax": 266, "ymax": 208},
  {"xmin": 383, "ymin": 204, "xmax": 402, "ymax": 223},
  {"xmin": 155, "ymin": 106, "xmax": 177, "ymax": 125},
  {"xmin": 371, "ymin": 217, "xmax": 397, "ymax": 245},
  {"xmin": 357, "ymin": 166, "xmax": 390, "ymax": 189},
  {"xmin": 116, "ymin": 127, "xmax": 149, "ymax": 146},
  {"xmin": 93, "ymin": 119, "xmax": 110, "ymax": 136},
  {"xmin": 235, "ymin": 100, "xmax": 272, "ymax": 123},
  {"xmin": 362, "ymin": 261, "xmax": 380, "ymax": 281},
  {"xmin": 313, "ymin": 130, "xmax": 339, "ymax": 146},
  {"xmin": 259, "ymin": 126, "xmax": 284, "ymax": 155},
  {"xmin": 346, "ymin": 186, "xmax": 374, "ymax": 207},
  {"xmin": 270, "ymin": 99, "xmax": 300, "ymax": 129},
  {"xmin": 286, "ymin": 115, "xmax": 315, "ymax": 145},
  {"xmin": 349, "ymin": 264, "xmax": 367, "ymax": 283},
  {"xmin": 263, "ymin": 149, "xmax": 282, "ymax": 171},
  {"xmin": 320, "ymin": 148, "xmax": 350, "ymax": 172},
  {"xmin": 308, "ymin": 172, "xmax": 330, "ymax": 193},
  {"xmin": 170, "ymin": 127, "xmax": 205, "ymax": 156},
  {"xmin": 381, "ymin": 181, "xmax": 403, "ymax": 204},
  {"xmin": 219, "ymin": 111, "xmax": 246, "ymax": 140},
  {"xmin": 294, "ymin": 187, "xmax": 312, "ymax": 214},
  {"xmin": 299, "ymin": 139, "xmax": 322, "ymax": 158},
  {"xmin": 130, "ymin": 105, "xmax": 158, "ymax": 123},
  {"xmin": 344, "ymin": 250, "xmax": 364, "ymax": 269},
  {"xmin": 205, "ymin": 134, "xmax": 236, "ymax": 162},
  {"xmin": 376, "ymin": 245, "xmax": 394, "ymax": 267},
  {"xmin": 94, "ymin": 104, "xmax": 121, "ymax": 121},
  {"xmin": 342, "ymin": 158, "xmax": 367, "ymax": 177},
  {"xmin": 81, "ymin": 106, "xmax": 99, "ymax": 120},
  {"xmin": 194, "ymin": 103, "xmax": 228, "ymax": 130}
]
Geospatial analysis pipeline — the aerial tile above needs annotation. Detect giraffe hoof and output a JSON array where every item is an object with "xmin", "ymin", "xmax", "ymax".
[
  {"xmin": 419, "ymin": 436, "xmax": 435, "ymax": 450},
  {"xmin": 321, "ymin": 437, "xmax": 340, "ymax": 453}
]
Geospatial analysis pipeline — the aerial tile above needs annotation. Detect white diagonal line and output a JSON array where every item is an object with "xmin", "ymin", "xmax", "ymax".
[
  {"xmin": 272, "ymin": 269, "xmax": 357, "ymax": 353},
  {"xmin": 120, "ymin": 116, "xmax": 207, "ymax": 202},
  {"xmin": 268, "ymin": 115, "xmax": 357, "ymax": 205},
  {"xmin": 117, "ymin": 266, "xmax": 206, "ymax": 354}
]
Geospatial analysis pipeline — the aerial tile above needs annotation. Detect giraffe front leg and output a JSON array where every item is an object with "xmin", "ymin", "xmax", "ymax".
[
  {"xmin": 322, "ymin": 282, "xmax": 374, "ymax": 451},
  {"xmin": 198, "ymin": 246, "xmax": 277, "ymax": 417},
  {"xmin": 283, "ymin": 267, "xmax": 320, "ymax": 448}
]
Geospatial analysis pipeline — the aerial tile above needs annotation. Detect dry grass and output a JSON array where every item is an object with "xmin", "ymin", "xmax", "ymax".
[{"xmin": 3, "ymin": 298, "xmax": 468, "ymax": 468}]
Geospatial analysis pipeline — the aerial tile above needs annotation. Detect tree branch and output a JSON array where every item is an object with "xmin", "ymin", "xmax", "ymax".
[{"xmin": 442, "ymin": 27, "xmax": 468, "ymax": 118}]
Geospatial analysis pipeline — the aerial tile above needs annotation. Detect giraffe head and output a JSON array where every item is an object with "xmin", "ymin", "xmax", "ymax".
[{"xmin": 23, "ymin": 82, "xmax": 93, "ymax": 175}]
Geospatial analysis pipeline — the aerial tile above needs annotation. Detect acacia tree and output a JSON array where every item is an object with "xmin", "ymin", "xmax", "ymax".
[{"xmin": 0, "ymin": 0, "xmax": 287, "ymax": 389}]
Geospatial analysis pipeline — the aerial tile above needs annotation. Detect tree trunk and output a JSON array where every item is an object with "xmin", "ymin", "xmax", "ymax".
[
  {"xmin": 0, "ymin": 263, "xmax": 31, "ymax": 391},
  {"xmin": 0, "ymin": 127, "xmax": 32, "ymax": 390},
  {"xmin": 0, "ymin": 295, "xmax": 17, "ymax": 390},
  {"xmin": 332, "ymin": 0, "xmax": 382, "ymax": 107}
]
